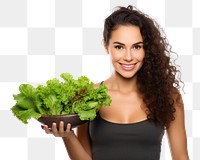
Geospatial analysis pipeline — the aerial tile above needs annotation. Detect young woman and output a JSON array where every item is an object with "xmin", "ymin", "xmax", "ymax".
[{"xmin": 43, "ymin": 6, "xmax": 189, "ymax": 160}]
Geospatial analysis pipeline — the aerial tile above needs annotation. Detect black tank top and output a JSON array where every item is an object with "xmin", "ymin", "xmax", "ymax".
[{"xmin": 89, "ymin": 113, "xmax": 164, "ymax": 160}]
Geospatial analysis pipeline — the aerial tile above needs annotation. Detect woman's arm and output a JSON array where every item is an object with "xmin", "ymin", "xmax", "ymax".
[
  {"xmin": 166, "ymin": 95, "xmax": 190, "ymax": 160},
  {"xmin": 77, "ymin": 122, "xmax": 92, "ymax": 157},
  {"xmin": 43, "ymin": 121, "xmax": 92, "ymax": 160}
]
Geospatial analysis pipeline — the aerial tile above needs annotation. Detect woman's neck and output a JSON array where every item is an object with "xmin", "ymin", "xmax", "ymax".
[{"xmin": 105, "ymin": 72, "xmax": 138, "ymax": 93}]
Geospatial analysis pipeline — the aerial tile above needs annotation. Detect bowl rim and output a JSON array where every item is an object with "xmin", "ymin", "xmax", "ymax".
[{"xmin": 39, "ymin": 114, "xmax": 79, "ymax": 118}]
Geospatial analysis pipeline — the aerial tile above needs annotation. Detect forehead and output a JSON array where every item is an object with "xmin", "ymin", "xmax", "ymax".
[{"xmin": 110, "ymin": 25, "xmax": 143, "ymax": 43}]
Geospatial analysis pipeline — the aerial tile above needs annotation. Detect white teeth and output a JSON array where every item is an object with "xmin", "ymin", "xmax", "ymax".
[{"xmin": 122, "ymin": 64, "xmax": 134, "ymax": 68}]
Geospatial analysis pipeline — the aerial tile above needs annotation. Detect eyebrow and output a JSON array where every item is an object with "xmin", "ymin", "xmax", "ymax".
[{"xmin": 113, "ymin": 41, "xmax": 143, "ymax": 46}]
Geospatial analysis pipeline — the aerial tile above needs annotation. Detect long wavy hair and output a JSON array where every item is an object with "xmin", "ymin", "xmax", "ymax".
[{"xmin": 103, "ymin": 5, "xmax": 184, "ymax": 128}]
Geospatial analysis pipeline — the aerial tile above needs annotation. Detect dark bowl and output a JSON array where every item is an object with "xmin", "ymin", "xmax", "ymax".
[{"xmin": 38, "ymin": 114, "xmax": 87, "ymax": 129}]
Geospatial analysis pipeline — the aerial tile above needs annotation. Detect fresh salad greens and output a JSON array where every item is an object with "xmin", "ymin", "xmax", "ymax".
[{"xmin": 11, "ymin": 73, "xmax": 111, "ymax": 124}]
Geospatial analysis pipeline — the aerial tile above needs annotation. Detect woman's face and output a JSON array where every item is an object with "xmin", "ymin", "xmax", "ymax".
[{"xmin": 105, "ymin": 25, "xmax": 145, "ymax": 79}]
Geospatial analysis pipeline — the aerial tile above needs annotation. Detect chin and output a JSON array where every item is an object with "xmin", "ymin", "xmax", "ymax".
[
  {"xmin": 116, "ymin": 71, "xmax": 136, "ymax": 79},
  {"xmin": 123, "ymin": 75, "xmax": 136, "ymax": 79}
]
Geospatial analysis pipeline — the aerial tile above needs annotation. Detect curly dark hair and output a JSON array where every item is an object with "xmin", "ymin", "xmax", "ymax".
[{"xmin": 103, "ymin": 5, "xmax": 184, "ymax": 128}]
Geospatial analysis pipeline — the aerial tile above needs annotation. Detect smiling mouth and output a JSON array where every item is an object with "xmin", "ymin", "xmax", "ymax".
[{"xmin": 120, "ymin": 63, "xmax": 136, "ymax": 71}]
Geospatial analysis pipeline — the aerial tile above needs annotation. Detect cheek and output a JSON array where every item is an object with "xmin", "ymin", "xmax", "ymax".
[
  {"xmin": 109, "ymin": 51, "xmax": 122, "ymax": 61},
  {"xmin": 110, "ymin": 55, "xmax": 118, "ymax": 64},
  {"xmin": 136, "ymin": 51, "xmax": 145, "ymax": 61}
]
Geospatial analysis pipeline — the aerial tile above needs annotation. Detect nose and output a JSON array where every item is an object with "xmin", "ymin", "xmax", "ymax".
[{"xmin": 123, "ymin": 49, "xmax": 133, "ymax": 61}]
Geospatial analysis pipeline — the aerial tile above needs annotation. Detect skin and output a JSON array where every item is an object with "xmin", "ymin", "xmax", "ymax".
[
  {"xmin": 42, "ymin": 25, "xmax": 189, "ymax": 160},
  {"xmin": 100, "ymin": 25, "xmax": 147, "ymax": 123}
]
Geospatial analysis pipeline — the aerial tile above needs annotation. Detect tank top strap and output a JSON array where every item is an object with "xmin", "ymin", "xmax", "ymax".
[{"xmin": 100, "ymin": 81, "xmax": 104, "ymax": 85}]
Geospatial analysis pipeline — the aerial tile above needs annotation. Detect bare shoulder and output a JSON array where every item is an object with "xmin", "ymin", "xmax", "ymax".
[
  {"xmin": 171, "ymin": 88, "xmax": 184, "ymax": 107},
  {"xmin": 169, "ymin": 88, "xmax": 185, "ymax": 122},
  {"xmin": 167, "ymin": 89, "xmax": 185, "ymax": 129}
]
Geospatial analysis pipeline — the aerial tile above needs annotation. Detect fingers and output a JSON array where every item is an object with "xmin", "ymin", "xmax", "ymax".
[
  {"xmin": 41, "ymin": 121, "xmax": 73, "ymax": 137},
  {"xmin": 66, "ymin": 123, "xmax": 72, "ymax": 132},
  {"xmin": 59, "ymin": 121, "xmax": 64, "ymax": 132},
  {"xmin": 52, "ymin": 122, "xmax": 59, "ymax": 136},
  {"xmin": 42, "ymin": 125, "xmax": 52, "ymax": 134}
]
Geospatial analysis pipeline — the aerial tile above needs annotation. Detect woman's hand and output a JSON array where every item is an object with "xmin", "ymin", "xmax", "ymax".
[
  {"xmin": 42, "ymin": 121, "xmax": 92, "ymax": 160},
  {"xmin": 42, "ymin": 121, "xmax": 74, "ymax": 139}
]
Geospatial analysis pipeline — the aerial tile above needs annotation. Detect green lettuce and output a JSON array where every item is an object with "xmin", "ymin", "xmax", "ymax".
[{"xmin": 11, "ymin": 73, "xmax": 111, "ymax": 124}]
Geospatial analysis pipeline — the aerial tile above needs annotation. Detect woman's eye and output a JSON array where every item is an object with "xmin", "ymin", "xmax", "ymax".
[
  {"xmin": 133, "ymin": 45, "xmax": 142, "ymax": 50},
  {"xmin": 114, "ymin": 45, "xmax": 124, "ymax": 50}
]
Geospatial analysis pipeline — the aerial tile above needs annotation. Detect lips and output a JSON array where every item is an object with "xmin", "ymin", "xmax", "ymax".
[{"xmin": 121, "ymin": 63, "xmax": 136, "ymax": 71}]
